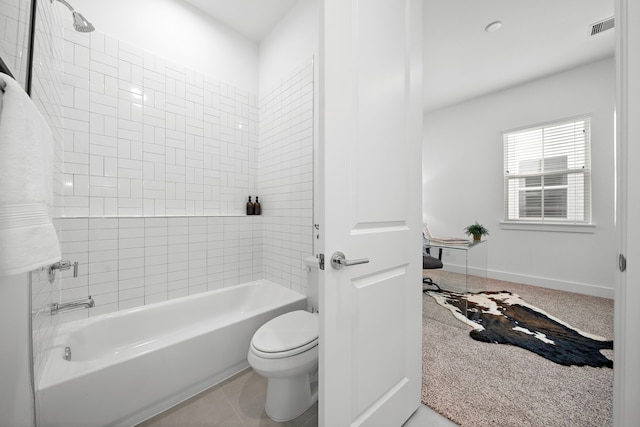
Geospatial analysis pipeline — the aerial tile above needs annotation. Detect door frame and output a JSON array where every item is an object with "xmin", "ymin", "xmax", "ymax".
[{"xmin": 613, "ymin": 0, "xmax": 640, "ymax": 425}]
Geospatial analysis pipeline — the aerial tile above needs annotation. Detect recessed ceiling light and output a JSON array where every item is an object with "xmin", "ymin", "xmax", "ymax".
[{"xmin": 484, "ymin": 21, "xmax": 502, "ymax": 33}]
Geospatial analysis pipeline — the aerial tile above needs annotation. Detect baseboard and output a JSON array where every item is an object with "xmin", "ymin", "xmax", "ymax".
[{"xmin": 443, "ymin": 264, "xmax": 614, "ymax": 299}]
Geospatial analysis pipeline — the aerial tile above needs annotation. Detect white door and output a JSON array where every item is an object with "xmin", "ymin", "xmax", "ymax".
[
  {"xmin": 614, "ymin": 0, "xmax": 640, "ymax": 424},
  {"xmin": 318, "ymin": 0, "xmax": 423, "ymax": 426}
]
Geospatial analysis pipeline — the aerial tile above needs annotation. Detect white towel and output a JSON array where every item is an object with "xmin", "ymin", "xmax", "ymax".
[{"xmin": 0, "ymin": 72, "xmax": 60, "ymax": 276}]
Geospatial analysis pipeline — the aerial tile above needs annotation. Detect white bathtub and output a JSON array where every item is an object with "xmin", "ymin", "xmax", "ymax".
[{"xmin": 36, "ymin": 280, "xmax": 306, "ymax": 427}]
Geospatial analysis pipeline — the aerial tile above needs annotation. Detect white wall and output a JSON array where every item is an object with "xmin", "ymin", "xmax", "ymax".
[
  {"xmin": 423, "ymin": 57, "xmax": 616, "ymax": 298},
  {"xmin": 71, "ymin": 0, "xmax": 258, "ymax": 94},
  {"xmin": 259, "ymin": 0, "xmax": 318, "ymax": 94}
]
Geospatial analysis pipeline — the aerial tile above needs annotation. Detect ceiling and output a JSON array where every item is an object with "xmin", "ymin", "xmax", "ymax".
[
  {"xmin": 180, "ymin": 0, "xmax": 615, "ymax": 112},
  {"xmin": 423, "ymin": 0, "xmax": 615, "ymax": 112},
  {"xmin": 181, "ymin": 0, "xmax": 299, "ymax": 42}
]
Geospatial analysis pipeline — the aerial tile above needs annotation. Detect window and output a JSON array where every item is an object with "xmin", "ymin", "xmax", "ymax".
[{"xmin": 503, "ymin": 117, "xmax": 591, "ymax": 224}]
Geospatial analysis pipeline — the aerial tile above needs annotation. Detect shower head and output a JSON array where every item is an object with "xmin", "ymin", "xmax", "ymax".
[
  {"xmin": 50, "ymin": 0, "xmax": 95, "ymax": 32},
  {"xmin": 72, "ymin": 11, "xmax": 94, "ymax": 32}
]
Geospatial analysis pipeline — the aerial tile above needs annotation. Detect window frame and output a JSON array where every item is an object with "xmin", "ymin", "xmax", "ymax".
[{"xmin": 502, "ymin": 116, "xmax": 592, "ymax": 229}]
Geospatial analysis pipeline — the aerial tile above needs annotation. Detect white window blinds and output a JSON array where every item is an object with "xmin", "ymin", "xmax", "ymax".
[{"xmin": 503, "ymin": 117, "xmax": 591, "ymax": 224}]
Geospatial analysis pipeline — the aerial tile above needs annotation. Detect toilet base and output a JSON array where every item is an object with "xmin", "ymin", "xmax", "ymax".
[{"xmin": 265, "ymin": 372, "xmax": 318, "ymax": 422}]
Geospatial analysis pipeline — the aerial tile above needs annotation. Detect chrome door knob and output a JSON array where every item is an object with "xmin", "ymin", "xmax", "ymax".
[{"xmin": 330, "ymin": 251, "xmax": 370, "ymax": 270}]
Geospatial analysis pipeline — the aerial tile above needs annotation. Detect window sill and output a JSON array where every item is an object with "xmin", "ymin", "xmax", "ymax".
[{"xmin": 500, "ymin": 221, "xmax": 596, "ymax": 234}]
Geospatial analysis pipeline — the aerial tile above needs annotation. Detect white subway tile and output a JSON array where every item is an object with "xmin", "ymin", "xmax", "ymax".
[
  {"xmin": 130, "ymin": 180, "xmax": 143, "ymax": 198},
  {"xmin": 117, "ymin": 178, "xmax": 131, "ymax": 197},
  {"xmin": 118, "ymin": 60, "xmax": 131, "ymax": 82},
  {"xmin": 144, "ymin": 282, "xmax": 167, "ymax": 296},
  {"xmin": 145, "ymin": 254, "xmax": 167, "ymax": 267},
  {"xmin": 88, "ymin": 260, "xmax": 117, "ymax": 275},
  {"xmin": 144, "ymin": 217, "xmax": 167, "ymax": 227},
  {"xmin": 105, "ymin": 76, "xmax": 119, "ymax": 98},
  {"xmin": 88, "ymin": 197, "xmax": 103, "ymax": 216},
  {"xmin": 145, "ymin": 293, "xmax": 167, "ymax": 305},
  {"xmin": 104, "ymin": 157, "xmax": 118, "ymax": 177},
  {"xmin": 145, "ymin": 226, "xmax": 167, "ymax": 238},
  {"xmin": 127, "ymin": 140, "xmax": 142, "ymax": 160},
  {"xmin": 90, "ymin": 282, "xmax": 118, "ymax": 297},
  {"xmin": 91, "ymin": 50, "xmax": 118, "ymax": 69},
  {"xmin": 119, "ymin": 267, "xmax": 145, "ymax": 281},
  {"xmin": 105, "ymin": 116, "xmax": 119, "ymax": 137},
  {"xmin": 118, "ymin": 247, "xmax": 144, "ymax": 259},
  {"xmin": 88, "ymin": 217, "xmax": 118, "ymax": 229},
  {"xmin": 104, "ymin": 35, "xmax": 118, "ymax": 57},
  {"xmin": 167, "ymin": 288, "xmax": 188, "ymax": 300},
  {"xmin": 145, "ymin": 236, "xmax": 167, "ymax": 247},
  {"xmin": 118, "ymin": 205, "xmax": 143, "ymax": 216},
  {"xmin": 88, "ymin": 270, "xmax": 118, "ymax": 285},
  {"xmin": 91, "ymin": 91, "xmax": 118, "ymax": 108},
  {"xmin": 89, "ymin": 154, "xmax": 103, "ymax": 176},
  {"xmin": 89, "ymin": 70, "xmax": 105, "ymax": 94},
  {"xmin": 89, "ymin": 301, "xmax": 118, "ymax": 317},
  {"xmin": 119, "ymin": 257, "xmax": 144, "ymax": 270},
  {"xmin": 90, "ymin": 32, "xmax": 104, "ymax": 53},
  {"xmin": 119, "ymin": 297, "xmax": 144, "ymax": 311}
]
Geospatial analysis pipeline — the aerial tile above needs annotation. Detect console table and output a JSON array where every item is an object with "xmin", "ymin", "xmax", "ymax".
[{"xmin": 423, "ymin": 239, "xmax": 488, "ymax": 327}]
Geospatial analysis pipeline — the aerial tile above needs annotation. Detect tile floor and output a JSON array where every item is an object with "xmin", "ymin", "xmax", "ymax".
[
  {"xmin": 136, "ymin": 368, "xmax": 317, "ymax": 427},
  {"xmin": 136, "ymin": 367, "xmax": 456, "ymax": 427}
]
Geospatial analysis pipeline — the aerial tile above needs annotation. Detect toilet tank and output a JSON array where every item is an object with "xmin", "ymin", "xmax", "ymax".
[{"xmin": 304, "ymin": 256, "xmax": 320, "ymax": 311}]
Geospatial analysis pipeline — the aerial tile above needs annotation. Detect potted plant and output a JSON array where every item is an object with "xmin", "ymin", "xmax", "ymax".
[{"xmin": 464, "ymin": 221, "xmax": 489, "ymax": 242}]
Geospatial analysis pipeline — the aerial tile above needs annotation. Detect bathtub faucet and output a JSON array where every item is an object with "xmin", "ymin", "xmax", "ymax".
[{"xmin": 51, "ymin": 296, "xmax": 95, "ymax": 315}]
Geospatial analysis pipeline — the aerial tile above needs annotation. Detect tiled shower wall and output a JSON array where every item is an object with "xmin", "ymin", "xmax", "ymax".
[
  {"xmin": 62, "ymin": 29, "xmax": 258, "ymax": 217},
  {"xmin": 55, "ymin": 29, "xmax": 314, "ymax": 321},
  {"xmin": 57, "ymin": 216, "xmax": 262, "ymax": 322},
  {"xmin": 260, "ymin": 60, "xmax": 314, "ymax": 296}
]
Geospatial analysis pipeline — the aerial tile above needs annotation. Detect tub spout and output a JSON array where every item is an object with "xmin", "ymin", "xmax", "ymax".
[{"xmin": 51, "ymin": 296, "xmax": 95, "ymax": 315}]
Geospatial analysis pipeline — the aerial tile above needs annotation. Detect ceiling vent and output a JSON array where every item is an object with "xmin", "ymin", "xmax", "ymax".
[{"xmin": 590, "ymin": 16, "xmax": 614, "ymax": 36}]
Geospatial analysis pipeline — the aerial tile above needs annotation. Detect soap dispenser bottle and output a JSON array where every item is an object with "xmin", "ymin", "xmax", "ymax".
[
  {"xmin": 254, "ymin": 196, "xmax": 261, "ymax": 215},
  {"xmin": 246, "ymin": 196, "xmax": 254, "ymax": 215}
]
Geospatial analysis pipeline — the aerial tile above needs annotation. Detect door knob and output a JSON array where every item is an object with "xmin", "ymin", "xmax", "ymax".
[{"xmin": 330, "ymin": 251, "xmax": 370, "ymax": 270}]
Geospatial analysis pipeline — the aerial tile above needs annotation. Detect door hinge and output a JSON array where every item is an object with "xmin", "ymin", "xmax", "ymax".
[
  {"xmin": 319, "ymin": 254, "xmax": 325, "ymax": 270},
  {"xmin": 619, "ymin": 254, "xmax": 627, "ymax": 272}
]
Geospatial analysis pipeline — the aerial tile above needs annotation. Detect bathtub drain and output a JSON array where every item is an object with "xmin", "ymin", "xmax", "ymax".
[{"xmin": 64, "ymin": 346, "xmax": 72, "ymax": 361}]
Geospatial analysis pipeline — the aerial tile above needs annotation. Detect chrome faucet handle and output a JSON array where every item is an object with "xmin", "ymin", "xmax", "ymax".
[{"xmin": 49, "ymin": 260, "xmax": 79, "ymax": 282}]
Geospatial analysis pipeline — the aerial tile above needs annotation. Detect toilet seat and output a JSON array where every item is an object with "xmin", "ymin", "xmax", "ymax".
[{"xmin": 250, "ymin": 310, "xmax": 318, "ymax": 359}]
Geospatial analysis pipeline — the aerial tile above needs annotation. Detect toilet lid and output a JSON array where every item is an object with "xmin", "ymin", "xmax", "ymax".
[{"xmin": 251, "ymin": 310, "xmax": 318, "ymax": 355}]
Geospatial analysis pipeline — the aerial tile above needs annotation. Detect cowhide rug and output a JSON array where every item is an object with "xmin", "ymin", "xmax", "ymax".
[{"xmin": 425, "ymin": 289, "xmax": 613, "ymax": 368}]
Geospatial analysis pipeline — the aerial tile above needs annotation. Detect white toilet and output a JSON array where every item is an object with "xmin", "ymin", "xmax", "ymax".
[{"xmin": 247, "ymin": 256, "xmax": 320, "ymax": 422}]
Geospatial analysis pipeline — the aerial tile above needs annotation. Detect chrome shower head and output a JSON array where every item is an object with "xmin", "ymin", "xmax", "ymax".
[
  {"xmin": 51, "ymin": 0, "xmax": 95, "ymax": 33},
  {"xmin": 72, "ymin": 11, "xmax": 95, "ymax": 32}
]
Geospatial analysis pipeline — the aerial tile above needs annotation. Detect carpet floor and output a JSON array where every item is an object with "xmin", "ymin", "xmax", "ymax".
[{"xmin": 422, "ymin": 270, "xmax": 614, "ymax": 427}]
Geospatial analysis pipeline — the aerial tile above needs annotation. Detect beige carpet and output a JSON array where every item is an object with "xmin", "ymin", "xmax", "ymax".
[{"xmin": 422, "ymin": 271, "xmax": 614, "ymax": 427}]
